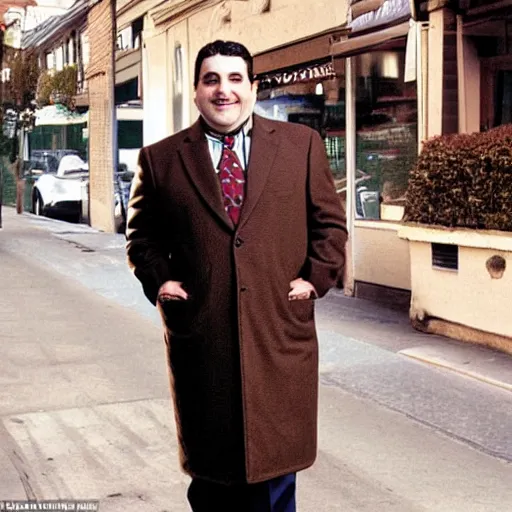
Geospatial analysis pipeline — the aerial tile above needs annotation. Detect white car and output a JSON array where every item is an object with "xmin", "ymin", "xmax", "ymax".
[
  {"xmin": 31, "ymin": 154, "xmax": 133, "ymax": 232},
  {"xmin": 32, "ymin": 154, "xmax": 88, "ymax": 221}
]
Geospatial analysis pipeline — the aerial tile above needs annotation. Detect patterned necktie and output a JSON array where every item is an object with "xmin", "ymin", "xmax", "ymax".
[{"xmin": 218, "ymin": 135, "xmax": 245, "ymax": 225}]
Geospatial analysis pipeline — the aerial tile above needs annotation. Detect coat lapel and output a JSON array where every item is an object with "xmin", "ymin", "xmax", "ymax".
[
  {"xmin": 238, "ymin": 115, "xmax": 279, "ymax": 229},
  {"xmin": 179, "ymin": 120, "xmax": 234, "ymax": 231}
]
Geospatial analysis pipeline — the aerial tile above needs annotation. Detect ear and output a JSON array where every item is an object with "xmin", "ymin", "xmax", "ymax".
[{"xmin": 250, "ymin": 81, "xmax": 258, "ymax": 101}]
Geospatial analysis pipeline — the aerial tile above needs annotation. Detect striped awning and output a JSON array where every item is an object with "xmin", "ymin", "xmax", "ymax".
[
  {"xmin": 330, "ymin": 0, "xmax": 413, "ymax": 58},
  {"xmin": 350, "ymin": 0, "xmax": 413, "ymax": 32}
]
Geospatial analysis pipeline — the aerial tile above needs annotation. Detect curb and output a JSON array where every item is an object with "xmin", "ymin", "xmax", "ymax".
[{"xmin": 399, "ymin": 348, "xmax": 512, "ymax": 393}]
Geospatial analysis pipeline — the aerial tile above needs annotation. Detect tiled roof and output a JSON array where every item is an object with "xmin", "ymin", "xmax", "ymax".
[{"xmin": 21, "ymin": 0, "xmax": 88, "ymax": 50}]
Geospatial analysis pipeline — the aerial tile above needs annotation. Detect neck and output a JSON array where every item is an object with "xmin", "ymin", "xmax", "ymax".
[{"xmin": 201, "ymin": 116, "xmax": 251, "ymax": 139}]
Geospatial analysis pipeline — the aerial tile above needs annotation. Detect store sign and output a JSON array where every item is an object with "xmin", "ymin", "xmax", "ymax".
[{"xmin": 258, "ymin": 62, "xmax": 336, "ymax": 88}]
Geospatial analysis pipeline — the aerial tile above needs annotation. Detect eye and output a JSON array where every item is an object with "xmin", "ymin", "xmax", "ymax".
[
  {"xmin": 202, "ymin": 74, "xmax": 219, "ymax": 85},
  {"xmin": 230, "ymin": 75, "xmax": 243, "ymax": 83}
]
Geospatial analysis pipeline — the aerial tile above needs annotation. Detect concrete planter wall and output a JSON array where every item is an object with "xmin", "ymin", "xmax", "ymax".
[{"xmin": 398, "ymin": 223, "xmax": 512, "ymax": 355}]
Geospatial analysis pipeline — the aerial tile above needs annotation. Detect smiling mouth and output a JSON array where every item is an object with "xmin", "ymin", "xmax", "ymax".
[{"xmin": 213, "ymin": 100, "xmax": 238, "ymax": 107}]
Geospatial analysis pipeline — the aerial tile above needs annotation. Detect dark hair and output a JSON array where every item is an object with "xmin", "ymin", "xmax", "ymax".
[{"xmin": 194, "ymin": 40, "xmax": 254, "ymax": 88}]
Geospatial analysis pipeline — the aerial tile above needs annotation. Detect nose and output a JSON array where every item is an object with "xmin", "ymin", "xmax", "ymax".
[{"xmin": 216, "ymin": 78, "xmax": 231, "ymax": 96}]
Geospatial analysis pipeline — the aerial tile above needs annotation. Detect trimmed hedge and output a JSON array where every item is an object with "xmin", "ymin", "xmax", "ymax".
[{"xmin": 404, "ymin": 124, "xmax": 512, "ymax": 231}]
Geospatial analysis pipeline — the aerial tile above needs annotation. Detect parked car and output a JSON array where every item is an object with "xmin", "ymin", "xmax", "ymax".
[
  {"xmin": 28, "ymin": 149, "xmax": 82, "ymax": 176},
  {"xmin": 31, "ymin": 154, "xmax": 87, "ymax": 221},
  {"xmin": 31, "ymin": 155, "xmax": 133, "ymax": 232}
]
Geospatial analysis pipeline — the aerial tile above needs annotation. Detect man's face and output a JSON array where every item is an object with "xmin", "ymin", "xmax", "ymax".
[{"xmin": 194, "ymin": 54, "xmax": 257, "ymax": 133}]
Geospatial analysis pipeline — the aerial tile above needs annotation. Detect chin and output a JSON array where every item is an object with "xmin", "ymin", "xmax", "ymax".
[{"xmin": 214, "ymin": 121, "xmax": 239, "ymax": 132}]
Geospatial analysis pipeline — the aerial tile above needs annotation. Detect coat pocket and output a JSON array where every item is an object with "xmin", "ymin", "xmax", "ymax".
[
  {"xmin": 158, "ymin": 299, "xmax": 197, "ymax": 337},
  {"xmin": 288, "ymin": 298, "xmax": 315, "ymax": 323}
]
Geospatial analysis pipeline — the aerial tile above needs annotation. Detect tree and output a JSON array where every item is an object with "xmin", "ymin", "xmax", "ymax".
[{"xmin": 3, "ymin": 49, "xmax": 40, "ymax": 109}]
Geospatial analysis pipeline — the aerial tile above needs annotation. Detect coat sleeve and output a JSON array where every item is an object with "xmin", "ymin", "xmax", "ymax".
[
  {"xmin": 126, "ymin": 148, "xmax": 173, "ymax": 305},
  {"xmin": 300, "ymin": 130, "xmax": 348, "ymax": 298}
]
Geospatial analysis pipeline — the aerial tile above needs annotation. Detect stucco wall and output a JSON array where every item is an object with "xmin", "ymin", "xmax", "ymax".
[
  {"xmin": 186, "ymin": 0, "xmax": 347, "ymax": 57},
  {"xmin": 117, "ymin": 0, "xmax": 161, "ymax": 29},
  {"xmin": 141, "ymin": 32, "xmax": 171, "ymax": 145},
  {"xmin": 409, "ymin": 240, "xmax": 512, "ymax": 338},
  {"xmin": 142, "ymin": 0, "xmax": 348, "ymax": 143},
  {"xmin": 459, "ymin": 35, "xmax": 480, "ymax": 134},
  {"xmin": 353, "ymin": 222, "xmax": 411, "ymax": 291}
]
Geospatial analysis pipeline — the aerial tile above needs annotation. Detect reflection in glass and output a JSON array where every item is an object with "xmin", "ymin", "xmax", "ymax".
[
  {"xmin": 173, "ymin": 44, "xmax": 184, "ymax": 132},
  {"xmin": 254, "ymin": 46, "xmax": 418, "ymax": 221},
  {"xmin": 354, "ymin": 48, "xmax": 417, "ymax": 220},
  {"xmin": 255, "ymin": 62, "xmax": 347, "ymax": 210},
  {"xmin": 495, "ymin": 71, "xmax": 512, "ymax": 126}
]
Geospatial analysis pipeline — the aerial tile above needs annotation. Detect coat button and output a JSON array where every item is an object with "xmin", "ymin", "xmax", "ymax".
[
  {"xmin": 240, "ymin": 286, "xmax": 248, "ymax": 292},
  {"xmin": 235, "ymin": 237, "xmax": 243, "ymax": 247}
]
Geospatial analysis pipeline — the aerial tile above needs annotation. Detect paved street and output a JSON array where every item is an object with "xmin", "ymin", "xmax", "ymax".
[{"xmin": 0, "ymin": 207, "xmax": 511, "ymax": 511}]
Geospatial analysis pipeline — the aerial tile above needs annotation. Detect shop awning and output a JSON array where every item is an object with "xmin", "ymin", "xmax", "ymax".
[
  {"xmin": 330, "ymin": 20, "xmax": 410, "ymax": 57},
  {"xmin": 253, "ymin": 27, "xmax": 348, "ymax": 75},
  {"xmin": 350, "ymin": 0, "xmax": 413, "ymax": 33},
  {"xmin": 35, "ymin": 105, "xmax": 88, "ymax": 127}
]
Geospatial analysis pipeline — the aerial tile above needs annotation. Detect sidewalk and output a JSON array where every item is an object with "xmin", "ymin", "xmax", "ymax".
[
  {"xmin": 320, "ymin": 288, "xmax": 512, "ymax": 393},
  {"xmin": 2, "ymin": 207, "xmax": 511, "ymax": 395},
  {"xmin": 1, "ymin": 207, "xmax": 511, "ymax": 510},
  {"xmin": 12, "ymin": 208, "xmax": 511, "ymax": 392}
]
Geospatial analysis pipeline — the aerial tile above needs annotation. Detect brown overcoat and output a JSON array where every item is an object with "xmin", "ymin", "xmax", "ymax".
[{"xmin": 126, "ymin": 114, "xmax": 347, "ymax": 484}]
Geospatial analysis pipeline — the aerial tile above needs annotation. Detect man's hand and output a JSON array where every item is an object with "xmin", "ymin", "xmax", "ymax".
[
  {"xmin": 158, "ymin": 280, "xmax": 188, "ymax": 302},
  {"xmin": 288, "ymin": 278, "xmax": 317, "ymax": 301}
]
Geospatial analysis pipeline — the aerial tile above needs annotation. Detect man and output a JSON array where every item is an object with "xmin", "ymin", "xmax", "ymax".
[{"xmin": 126, "ymin": 40, "xmax": 347, "ymax": 511}]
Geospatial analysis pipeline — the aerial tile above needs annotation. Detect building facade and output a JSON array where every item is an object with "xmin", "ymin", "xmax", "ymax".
[
  {"xmin": 141, "ymin": 0, "xmax": 350, "ymax": 144},
  {"xmin": 139, "ymin": 0, "xmax": 424, "ymax": 301}
]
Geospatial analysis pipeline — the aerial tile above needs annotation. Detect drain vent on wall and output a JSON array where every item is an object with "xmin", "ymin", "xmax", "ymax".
[{"xmin": 431, "ymin": 243, "xmax": 458, "ymax": 270}]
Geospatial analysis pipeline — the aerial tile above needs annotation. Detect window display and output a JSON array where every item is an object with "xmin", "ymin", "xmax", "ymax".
[
  {"xmin": 256, "ymin": 61, "xmax": 348, "ymax": 204},
  {"xmin": 354, "ymin": 48, "xmax": 418, "ymax": 219},
  {"xmin": 255, "ymin": 45, "xmax": 418, "ymax": 221}
]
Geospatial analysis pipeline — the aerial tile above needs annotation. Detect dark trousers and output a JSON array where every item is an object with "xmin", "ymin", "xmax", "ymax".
[{"xmin": 187, "ymin": 473, "xmax": 296, "ymax": 512}]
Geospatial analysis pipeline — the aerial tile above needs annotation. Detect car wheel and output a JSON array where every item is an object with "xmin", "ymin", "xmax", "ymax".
[{"xmin": 33, "ymin": 190, "xmax": 44, "ymax": 216}]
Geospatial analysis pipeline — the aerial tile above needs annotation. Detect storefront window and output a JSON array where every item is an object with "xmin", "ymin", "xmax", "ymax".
[
  {"xmin": 471, "ymin": 12, "xmax": 512, "ymax": 130},
  {"xmin": 255, "ymin": 61, "xmax": 348, "ymax": 202},
  {"xmin": 255, "ymin": 49, "xmax": 418, "ymax": 220},
  {"xmin": 353, "ymin": 48, "xmax": 417, "ymax": 220},
  {"xmin": 173, "ymin": 43, "xmax": 185, "ymax": 132},
  {"xmin": 496, "ymin": 71, "xmax": 512, "ymax": 125}
]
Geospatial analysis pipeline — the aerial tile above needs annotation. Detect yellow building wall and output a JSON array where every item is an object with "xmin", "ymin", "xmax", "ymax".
[
  {"xmin": 117, "ymin": 0, "xmax": 162, "ymax": 29},
  {"xmin": 354, "ymin": 221, "xmax": 411, "ymax": 291},
  {"xmin": 459, "ymin": 35, "xmax": 480, "ymax": 134},
  {"xmin": 427, "ymin": 9, "xmax": 444, "ymax": 138},
  {"xmin": 142, "ymin": 32, "xmax": 171, "ymax": 145},
  {"xmin": 409, "ymin": 240, "xmax": 512, "ymax": 338},
  {"xmin": 141, "ymin": 0, "xmax": 417, "ymax": 296},
  {"xmin": 142, "ymin": 0, "xmax": 348, "ymax": 142}
]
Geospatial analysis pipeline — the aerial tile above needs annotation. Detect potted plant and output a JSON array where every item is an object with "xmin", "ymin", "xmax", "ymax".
[{"xmin": 398, "ymin": 124, "xmax": 512, "ymax": 355}]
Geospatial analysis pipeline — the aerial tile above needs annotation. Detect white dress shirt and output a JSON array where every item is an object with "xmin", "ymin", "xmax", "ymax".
[{"xmin": 205, "ymin": 119, "xmax": 252, "ymax": 173}]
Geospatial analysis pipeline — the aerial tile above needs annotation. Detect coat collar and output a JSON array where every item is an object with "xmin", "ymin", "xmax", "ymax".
[
  {"xmin": 178, "ymin": 120, "xmax": 231, "ymax": 229},
  {"xmin": 178, "ymin": 114, "xmax": 279, "ymax": 232}
]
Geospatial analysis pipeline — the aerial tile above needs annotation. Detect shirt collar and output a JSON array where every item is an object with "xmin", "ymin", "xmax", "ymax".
[{"xmin": 202, "ymin": 116, "xmax": 253, "ymax": 143}]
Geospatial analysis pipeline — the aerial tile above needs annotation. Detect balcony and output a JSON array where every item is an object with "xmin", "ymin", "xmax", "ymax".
[{"xmin": 115, "ymin": 46, "xmax": 141, "ymax": 86}]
